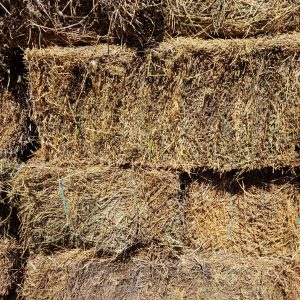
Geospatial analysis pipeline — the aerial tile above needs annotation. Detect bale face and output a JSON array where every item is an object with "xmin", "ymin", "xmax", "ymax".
[
  {"xmin": 185, "ymin": 175, "xmax": 300, "ymax": 256},
  {"xmin": 22, "ymin": 249, "xmax": 300, "ymax": 300},
  {"xmin": 26, "ymin": 34, "xmax": 300, "ymax": 171},
  {"xmin": 0, "ymin": 238, "xmax": 21, "ymax": 298},
  {"xmin": 12, "ymin": 161, "xmax": 182, "ymax": 254},
  {"xmin": 164, "ymin": 0, "xmax": 300, "ymax": 38}
]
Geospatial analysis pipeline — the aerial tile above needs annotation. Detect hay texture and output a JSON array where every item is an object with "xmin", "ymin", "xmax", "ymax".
[
  {"xmin": 26, "ymin": 34, "xmax": 300, "ymax": 171},
  {"xmin": 164, "ymin": 0, "xmax": 300, "ymax": 38},
  {"xmin": 22, "ymin": 249, "xmax": 300, "ymax": 300},
  {"xmin": 12, "ymin": 161, "xmax": 182, "ymax": 254},
  {"xmin": 0, "ymin": 49, "xmax": 34, "ymax": 160},
  {"xmin": 0, "ymin": 238, "xmax": 21, "ymax": 298},
  {"xmin": 25, "ymin": 0, "xmax": 163, "ymax": 47},
  {"xmin": 185, "ymin": 173, "xmax": 300, "ymax": 257}
]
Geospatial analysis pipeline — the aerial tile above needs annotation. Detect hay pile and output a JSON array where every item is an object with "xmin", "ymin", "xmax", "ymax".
[
  {"xmin": 0, "ymin": 238, "xmax": 22, "ymax": 298},
  {"xmin": 184, "ymin": 172, "xmax": 300, "ymax": 257},
  {"xmin": 12, "ymin": 160, "xmax": 183, "ymax": 255},
  {"xmin": 26, "ymin": 33, "xmax": 300, "ymax": 171},
  {"xmin": 22, "ymin": 248, "xmax": 300, "ymax": 300}
]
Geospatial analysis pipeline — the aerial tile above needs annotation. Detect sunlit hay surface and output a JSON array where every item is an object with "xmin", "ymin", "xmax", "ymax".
[
  {"xmin": 26, "ymin": 34, "xmax": 300, "ymax": 172},
  {"xmin": 185, "ymin": 173, "xmax": 300, "ymax": 257},
  {"xmin": 22, "ymin": 248, "xmax": 300, "ymax": 300},
  {"xmin": 11, "ymin": 160, "xmax": 183, "ymax": 255},
  {"xmin": 0, "ymin": 238, "xmax": 21, "ymax": 298},
  {"xmin": 164, "ymin": 0, "xmax": 300, "ymax": 38}
]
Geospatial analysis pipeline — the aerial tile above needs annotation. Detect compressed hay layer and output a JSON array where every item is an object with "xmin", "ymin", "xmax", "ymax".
[
  {"xmin": 22, "ymin": 249, "xmax": 300, "ymax": 300},
  {"xmin": 185, "ymin": 173, "xmax": 300, "ymax": 257},
  {"xmin": 3, "ymin": 1, "xmax": 300, "ymax": 48},
  {"xmin": 12, "ymin": 161, "xmax": 182, "ymax": 254},
  {"xmin": 0, "ymin": 238, "xmax": 21, "ymax": 298},
  {"xmin": 26, "ymin": 34, "xmax": 300, "ymax": 171}
]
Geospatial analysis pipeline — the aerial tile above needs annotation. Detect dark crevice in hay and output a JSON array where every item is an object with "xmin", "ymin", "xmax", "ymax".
[
  {"xmin": 180, "ymin": 166, "xmax": 299, "ymax": 195},
  {"xmin": 1, "ymin": 47, "xmax": 41, "ymax": 162}
]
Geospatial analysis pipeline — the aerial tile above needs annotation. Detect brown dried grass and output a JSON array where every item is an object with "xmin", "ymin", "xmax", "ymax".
[
  {"xmin": 26, "ymin": 33, "xmax": 300, "ymax": 172},
  {"xmin": 185, "ymin": 172, "xmax": 300, "ymax": 257},
  {"xmin": 11, "ymin": 160, "xmax": 183, "ymax": 255},
  {"xmin": 3, "ymin": 1, "xmax": 300, "ymax": 48},
  {"xmin": 22, "ymin": 248, "xmax": 300, "ymax": 300},
  {"xmin": 164, "ymin": 0, "xmax": 300, "ymax": 38},
  {"xmin": 0, "ymin": 238, "xmax": 21, "ymax": 298}
]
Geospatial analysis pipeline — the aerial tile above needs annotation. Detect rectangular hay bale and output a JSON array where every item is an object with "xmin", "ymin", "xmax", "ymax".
[
  {"xmin": 26, "ymin": 34, "xmax": 300, "ymax": 171},
  {"xmin": 185, "ymin": 173, "xmax": 300, "ymax": 256},
  {"xmin": 12, "ymin": 160, "xmax": 183, "ymax": 254},
  {"xmin": 22, "ymin": 248, "xmax": 300, "ymax": 300}
]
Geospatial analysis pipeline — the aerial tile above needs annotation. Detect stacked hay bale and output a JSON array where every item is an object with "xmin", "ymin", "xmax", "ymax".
[{"xmin": 3, "ymin": 0, "xmax": 300, "ymax": 298}]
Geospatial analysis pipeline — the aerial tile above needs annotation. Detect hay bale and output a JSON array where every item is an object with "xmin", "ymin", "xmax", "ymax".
[
  {"xmin": 185, "ymin": 172, "xmax": 300, "ymax": 256},
  {"xmin": 0, "ymin": 238, "xmax": 21, "ymax": 298},
  {"xmin": 12, "ymin": 160, "xmax": 182, "ymax": 254},
  {"xmin": 26, "ymin": 34, "xmax": 300, "ymax": 171},
  {"xmin": 164, "ymin": 0, "xmax": 300, "ymax": 38},
  {"xmin": 22, "ymin": 249, "xmax": 300, "ymax": 299}
]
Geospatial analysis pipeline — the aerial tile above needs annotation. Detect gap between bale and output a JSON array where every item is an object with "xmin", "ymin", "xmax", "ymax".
[
  {"xmin": 0, "ymin": 47, "xmax": 40, "ymax": 162},
  {"xmin": 22, "ymin": 248, "xmax": 300, "ymax": 300},
  {"xmin": 26, "ymin": 33, "xmax": 300, "ymax": 172},
  {"xmin": 11, "ymin": 160, "xmax": 183, "ymax": 255}
]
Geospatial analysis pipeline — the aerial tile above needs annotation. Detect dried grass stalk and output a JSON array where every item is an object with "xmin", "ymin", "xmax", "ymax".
[
  {"xmin": 26, "ymin": 34, "xmax": 300, "ymax": 171},
  {"xmin": 11, "ymin": 160, "xmax": 183, "ymax": 254},
  {"xmin": 185, "ymin": 174, "xmax": 300, "ymax": 257},
  {"xmin": 22, "ymin": 248, "xmax": 300, "ymax": 300},
  {"xmin": 0, "ymin": 238, "xmax": 21, "ymax": 298},
  {"xmin": 164, "ymin": 0, "xmax": 300, "ymax": 38},
  {"xmin": 4, "ymin": 1, "xmax": 300, "ymax": 48}
]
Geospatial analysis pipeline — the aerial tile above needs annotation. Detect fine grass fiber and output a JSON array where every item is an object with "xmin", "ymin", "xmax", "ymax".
[
  {"xmin": 11, "ymin": 160, "xmax": 183, "ymax": 255},
  {"xmin": 26, "ymin": 33, "xmax": 300, "ymax": 172},
  {"xmin": 22, "ymin": 248, "xmax": 300, "ymax": 300},
  {"xmin": 184, "ymin": 171, "xmax": 300, "ymax": 257},
  {"xmin": 0, "ymin": 238, "xmax": 21, "ymax": 298},
  {"xmin": 3, "ymin": 1, "xmax": 300, "ymax": 48}
]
